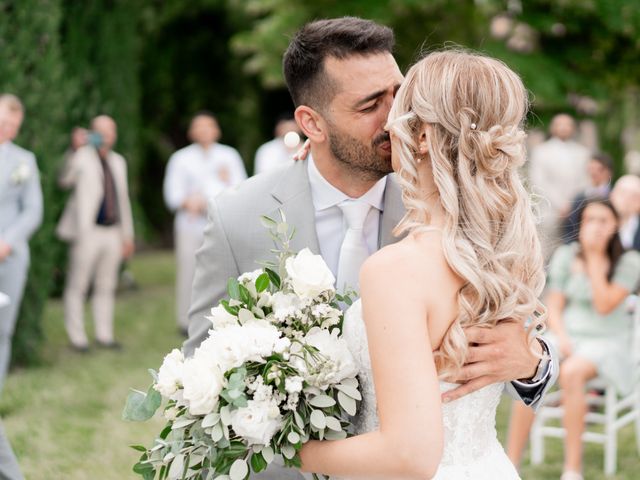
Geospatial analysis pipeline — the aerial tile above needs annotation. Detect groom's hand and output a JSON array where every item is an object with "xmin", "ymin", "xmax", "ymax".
[{"xmin": 441, "ymin": 320, "xmax": 541, "ymax": 403}]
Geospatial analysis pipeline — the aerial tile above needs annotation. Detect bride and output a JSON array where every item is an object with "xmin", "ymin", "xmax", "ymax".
[{"xmin": 298, "ymin": 49, "xmax": 546, "ymax": 479}]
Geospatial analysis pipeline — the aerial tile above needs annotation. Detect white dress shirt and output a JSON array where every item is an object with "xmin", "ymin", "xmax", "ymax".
[
  {"xmin": 619, "ymin": 215, "xmax": 639, "ymax": 250},
  {"xmin": 254, "ymin": 137, "xmax": 295, "ymax": 175},
  {"xmin": 164, "ymin": 143, "xmax": 247, "ymax": 233},
  {"xmin": 307, "ymin": 156, "xmax": 387, "ymax": 276},
  {"xmin": 529, "ymin": 137, "xmax": 591, "ymax": 216}
]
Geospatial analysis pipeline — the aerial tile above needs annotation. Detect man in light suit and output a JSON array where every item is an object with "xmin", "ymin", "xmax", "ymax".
[
  {"xmin": 185, "ymin": 18, "xmax": 556, "ymax": 479},
  {"xmin": 57, "ymin": 115, "xmax": 134, "ymax": 351},
  {"xmin": 0, "ymin": 93, "xmax": 40, "ymax": 480}
]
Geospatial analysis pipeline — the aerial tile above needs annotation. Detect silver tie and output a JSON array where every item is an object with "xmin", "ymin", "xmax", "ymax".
[{"xmin": 336, "ymin": 200, "xmax": 372, "ymax": 293}]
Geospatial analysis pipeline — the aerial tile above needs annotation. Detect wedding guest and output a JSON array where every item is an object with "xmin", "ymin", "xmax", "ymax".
[
  {"xmin": 0, "ymin": 94, "xmax": 43, "ymax": 392},
  {"xmin": 529, "ymin": 114, "xmax": 591, "ymax": 261},
  {"xmin": 253, "ymin": 115, "xmax": 302, "ymax": 174},
  {"xmin": 611, "ymin": 174, "xmax": 640, "ymax": 252},
  {"xmin": 56, "ymin": 115, "xmax": 135, "ymax": 351},
  {"xmin": 507, "ymin": 197, "xmax": 640, "ymax": 480},
  {"xmin": 163, "ymin": 111, "xmax": 246, "ymax": 335},
  {"xmin": 562, "ymin": 152, "xmax": 613, "ymax": 243}
]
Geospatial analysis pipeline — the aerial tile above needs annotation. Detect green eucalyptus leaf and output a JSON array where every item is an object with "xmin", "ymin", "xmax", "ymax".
[
  {"xmin": 310, "ymin": 410, "xmax": 326, "ymax": 430},
  {"xmin": 122, "ymin": 385, "xmax": 161, "ymax": 421},
  {"xmin": 227, "ymin": 278, "xmax": 241, "ymax": 300},
  {"xmin": 281, "ymin": 445, "xmax": 296, "ymax": 460},
  {"xmin": 230, "ymin": 458, "xmax": 249, "ymax": 480},
  {"xmin": 337, "ymin": 391, "xmax": 357, "ymax": 416},
  {"xmin": 262, "ymin": 446, "xmax": 275, "ymax": 464},
  {"xmin": 335, "ymin": 384, "xmax": 362, "ymax": 401},
  {"xmin": 308, "ymin": 394, "xmax": 336, "ymax": 408}
]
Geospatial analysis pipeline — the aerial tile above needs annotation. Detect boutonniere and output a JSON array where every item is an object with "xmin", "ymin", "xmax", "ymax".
[{"xmin": 11, "ymin": 162, "xmax": 31, "ymax": 185}]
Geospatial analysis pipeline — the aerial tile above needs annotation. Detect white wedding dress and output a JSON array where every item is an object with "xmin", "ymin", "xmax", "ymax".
[{"xmin": 341, "ymin": 300, "xmax": 520, "ymax": 479}]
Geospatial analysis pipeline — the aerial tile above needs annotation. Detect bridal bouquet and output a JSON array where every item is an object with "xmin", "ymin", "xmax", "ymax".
[{"xmin": 124, "ymin": 213, "xmax": 361, "ymax": 480}]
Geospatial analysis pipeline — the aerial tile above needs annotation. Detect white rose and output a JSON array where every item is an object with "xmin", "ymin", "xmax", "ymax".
[
  {"xmin": 285, "ymin": 376, "xmax": 303, "ymax": 394},
  {"xmin": 230, "ymin": 399, "xmax": 283, "ymax": 446},
  {"xmin": 301, "ymin": 328, "xmax": 358, "ymax": 388},
  {"xmin": 181, "ymin": 357, "xmax": 224, "ymax": 416},
  {"xmin": 154, "ymin": 349, "xmax": 184, "ymax": 398},
  {"xmin": 206, "ymin": 305, "xmax": 238, "ymax": 331},
  {"xmin": 285, "ymin": 248, "xmax": 335, "ymax": 300}
]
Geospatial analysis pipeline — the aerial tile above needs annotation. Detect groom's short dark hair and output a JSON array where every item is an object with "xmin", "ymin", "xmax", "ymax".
[{"xmin": 283, "ymin": 17, "xmax": 394, "ymax": 111}]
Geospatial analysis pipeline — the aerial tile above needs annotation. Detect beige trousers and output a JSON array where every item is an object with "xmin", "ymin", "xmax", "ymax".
[
  {"xmin": 63, "ymin": 225, "xmax": 122, "ymax": 347},
  {"xmin": 175, "ymin": 227, "xmax": 204, "ymax": 330}
]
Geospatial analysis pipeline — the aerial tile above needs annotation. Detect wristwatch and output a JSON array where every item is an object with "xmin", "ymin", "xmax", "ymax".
[{"xmin": 519, "ymin": 338, "xmax": 550, "ymax": 385}]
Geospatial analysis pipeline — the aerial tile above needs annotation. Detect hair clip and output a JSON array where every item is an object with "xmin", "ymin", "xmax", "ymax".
[{"xmin": 470, "ymin": 123, "xmax": 477, "ymax": 130}]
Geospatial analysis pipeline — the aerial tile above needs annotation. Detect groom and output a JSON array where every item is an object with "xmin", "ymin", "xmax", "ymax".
[{"xmin": 184, "ymin": 17, "xmax": 556, "ymax": 479}]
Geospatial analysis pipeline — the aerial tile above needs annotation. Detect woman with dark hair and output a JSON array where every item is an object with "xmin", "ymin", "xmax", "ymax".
[{"xmin": 507, "ymin": 197, "xmax": 640, "ymax": 480}]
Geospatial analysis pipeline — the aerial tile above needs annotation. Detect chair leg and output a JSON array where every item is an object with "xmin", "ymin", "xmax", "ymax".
[
  {"xmin": 530, "ymin": 419, "xmax": 544, "ymax": 465},
  {"xmin": 635, "ymin": 389, "xmax": 640, "ymax": 457},
  {"xmin": 604, "ymin": 387, "xmax": 617, "ymax": 476}
]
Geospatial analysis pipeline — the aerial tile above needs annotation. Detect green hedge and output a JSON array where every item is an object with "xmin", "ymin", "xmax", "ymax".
[
  {"xmin": 1, "ymin": 0, "xmax": 143, "ymax": 366},
  {"xmin": 0, "ymin": 0, "xmax": 69, "ymax": 366}
]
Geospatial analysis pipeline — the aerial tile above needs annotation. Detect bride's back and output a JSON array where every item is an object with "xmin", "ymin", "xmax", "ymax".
[{"xmin": 384, "ymin": 49, "xmax": 547, "ymax": 377}]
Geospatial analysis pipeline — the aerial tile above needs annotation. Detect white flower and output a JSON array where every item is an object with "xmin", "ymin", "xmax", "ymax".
[
  {"xmin": 238, "ymin": 269, "xmax": 263, "ymax": 285},
  {"xmin": 270, "ymin": 291, "xmax": 300, "ymax": 321},
  {"xmin": 11, "ymin": 163, "xmax": 30, "ymax": 185},
  {"xmin": 230, "ymin": 399, "xmax": 283, "ymax": 446},
  {"xmin": 285, "ymin": 248, "xmax": 335, "ymax": 300},
  {"xmin": 181, "ymin": 357, "xmax": 224, "ymax": 416},
  {"xmin": 206, "ymin": 305, "xmax": 238, "ymax": 330},
  {"xmin": 295, "ymin": 328, "xmax": 358, "ymax": 389},
  {"xmin": 154, "ymin": 349, "xmax": 184, "ymax": 398},
  {"xmin": 285, "ymin": 376, "xmax": 303, "ymax": 394},
  {"xmin": 198, "ymin": 320, "xmax": 285, "ymax": 373}
]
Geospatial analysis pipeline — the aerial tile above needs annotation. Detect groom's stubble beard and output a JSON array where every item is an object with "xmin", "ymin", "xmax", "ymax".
[{"xmin": 327, "ymin": 122, "xmax": 393, "ymax": 182}]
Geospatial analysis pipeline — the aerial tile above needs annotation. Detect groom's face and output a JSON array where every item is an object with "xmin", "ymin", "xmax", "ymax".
[{"xmin": 323, "ymin": 52, "xmax": 403, "ymax": 178}]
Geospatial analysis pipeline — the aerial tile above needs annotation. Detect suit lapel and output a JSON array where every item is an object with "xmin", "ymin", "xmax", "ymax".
[
  {"xmin": 269, "ymin": 161, "xmax": 321, "ymax": 254},
  {"xmin": 379, "ymin": 173, "xmax": 406, "ymax": 247},
  {"xmin": 0, "ymin": 143, "xmax": 17, "ymax": 193}
]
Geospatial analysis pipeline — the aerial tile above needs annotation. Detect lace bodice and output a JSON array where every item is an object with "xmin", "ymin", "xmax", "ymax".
[{"xmin": 342, "ymin": 300, "xmax": 520, "ymax": 479}]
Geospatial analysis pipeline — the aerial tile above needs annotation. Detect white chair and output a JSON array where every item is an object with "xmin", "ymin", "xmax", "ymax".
[{"xmin": 530, "ymin": 295, "xmax": 640, "ymax": 476}]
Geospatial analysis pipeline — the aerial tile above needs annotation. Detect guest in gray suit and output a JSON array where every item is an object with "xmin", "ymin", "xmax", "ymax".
[
  {"xmin": 0, "ymin": 93, "xmax": 40, "ymax": 480},
  {"xmin": 0, "ymin": 94, "xmax": 43, "ymax": 392},
  {"xmin": 184, "ymin": 17, "xmax": 556, "ymax": 479}
]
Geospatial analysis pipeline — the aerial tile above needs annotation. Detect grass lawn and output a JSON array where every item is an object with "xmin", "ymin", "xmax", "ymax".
[{"xmin": 1, "ymin": 249, "xmax": 639, "ymax": 479}]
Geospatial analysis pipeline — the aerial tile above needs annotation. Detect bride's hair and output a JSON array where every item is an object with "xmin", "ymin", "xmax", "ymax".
[{"xmin": 387, "ymin": 49, "xmax": 546, "ymax": 376}]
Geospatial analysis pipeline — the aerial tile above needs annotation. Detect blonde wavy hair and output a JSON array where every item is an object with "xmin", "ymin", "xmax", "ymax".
[{"xmin": 387, "ymin": 50, "xmax": 546, "ymax": 377}]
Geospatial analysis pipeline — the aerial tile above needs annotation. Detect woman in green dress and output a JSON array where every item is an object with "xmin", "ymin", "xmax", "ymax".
[{"xmin": 507, "ymin": 197, "xmax": 640, "ymax": 480}]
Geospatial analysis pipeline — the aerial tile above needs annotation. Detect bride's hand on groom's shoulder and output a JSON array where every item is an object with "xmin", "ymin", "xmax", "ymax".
[
  {"xmin": 292, "ymin": 139, "xmax": 311, "ymax": 161},
  {"xmin": 441, "ymin": 320, "xmax": 541, "ymax": 403}
]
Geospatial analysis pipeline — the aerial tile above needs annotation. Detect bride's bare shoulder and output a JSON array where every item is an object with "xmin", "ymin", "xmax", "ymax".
[{"xmin": 360, "ymin": 231, "xmax": 458, "ymax": 293}]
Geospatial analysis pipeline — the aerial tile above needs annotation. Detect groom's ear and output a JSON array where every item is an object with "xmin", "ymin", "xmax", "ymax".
[{"xmin": 295, "ymin": 106, "xmax": 327, "ymax": 143}]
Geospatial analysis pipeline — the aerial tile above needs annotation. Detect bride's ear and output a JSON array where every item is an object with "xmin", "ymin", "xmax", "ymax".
[{"xmin": 418, "ymin": 124, "xmax": 430, "ymax": 155}]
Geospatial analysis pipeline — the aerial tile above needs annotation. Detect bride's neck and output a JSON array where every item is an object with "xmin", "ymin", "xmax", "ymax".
[{"xmin": 417, "ymin": 160, "xmax": 446, "ymax": 228}]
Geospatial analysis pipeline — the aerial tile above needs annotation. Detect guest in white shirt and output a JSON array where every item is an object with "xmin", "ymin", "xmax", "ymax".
[
  {"xmin": 529, "ymin": 114, "xmax": 591, "ymax": 261},
  {"xmin": 253, "ymin": 115, "xmax": 302, "ymax": 175},
  {"xmin": 611, "ymin": 174, "xmax": 640, "ymax": 252},
  {"xmin": 163, "ymin": 111, "xmax": 247, "ymax": 334}
]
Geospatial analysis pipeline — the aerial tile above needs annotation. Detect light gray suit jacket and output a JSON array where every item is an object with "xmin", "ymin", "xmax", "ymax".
[
  {"xmin": 185, "ymin": 160, "xmax": 556, "ymax": 411},
  {"xmin": 0, "ymin": 142, "xmax": 43, "ymax": 261},
  {"xmin": 56, "ymin": 145, "xmax": 134, "ymax": 242}
]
